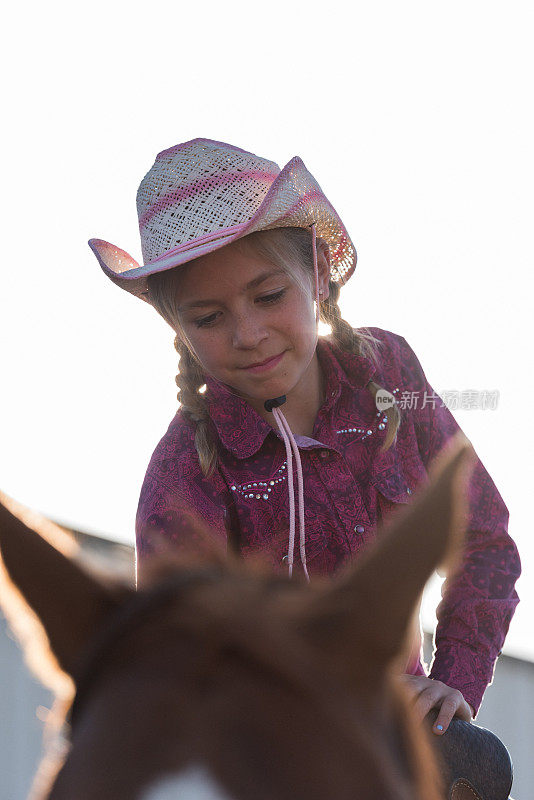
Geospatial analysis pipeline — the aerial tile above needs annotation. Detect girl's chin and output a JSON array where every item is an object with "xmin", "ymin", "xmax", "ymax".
[
  {"xmin": 226, "ymin": 361, "xmax": 307, "ymax": 402},
  {"xmin": 240, "ymin": 387, "xmax": 291, "ymax": 403},
  {"xmin": 235, "ymin": 378, "xmax": 296, "ymax": 403}
]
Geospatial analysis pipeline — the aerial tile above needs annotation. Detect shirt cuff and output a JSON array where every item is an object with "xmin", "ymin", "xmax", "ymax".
[{"xmin": 428, "ymin": 639, "xmax": 500, "ymax": 717}]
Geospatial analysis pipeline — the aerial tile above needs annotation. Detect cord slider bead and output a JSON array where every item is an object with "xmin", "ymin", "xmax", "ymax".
[{"xmin": 264, "ymin": 396, "xmax": 287, "ymax": 412}]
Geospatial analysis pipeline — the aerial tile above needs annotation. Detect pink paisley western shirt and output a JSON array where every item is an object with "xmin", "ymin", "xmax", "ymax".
[{"xmin": 135, "ymin": 327, "xmax": 520, "ymax": 715}]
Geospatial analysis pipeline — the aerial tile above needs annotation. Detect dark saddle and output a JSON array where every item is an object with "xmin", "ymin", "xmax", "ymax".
[{"xmin": 425, "ymin": 709, "xmax": 513, "ymax": 800}]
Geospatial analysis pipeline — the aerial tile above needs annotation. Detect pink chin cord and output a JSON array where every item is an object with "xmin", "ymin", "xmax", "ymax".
[{"xmin": 264, "ymin": 223, "xmax": 321, "ymax": 582}]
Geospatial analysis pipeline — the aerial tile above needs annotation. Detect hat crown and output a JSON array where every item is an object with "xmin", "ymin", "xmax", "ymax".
[
  {"xmin": 136, "ymin": 139, "xmax": 281, "ymax": 264},
  {"xmin": 88, "ymin": 138, "xmax": 356, "ymax": 304}
]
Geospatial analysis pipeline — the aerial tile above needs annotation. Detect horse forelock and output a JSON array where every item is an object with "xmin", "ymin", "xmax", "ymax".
[{"xmin": 63, "ymin": 558, "xmax": 297, "ymax": 729}]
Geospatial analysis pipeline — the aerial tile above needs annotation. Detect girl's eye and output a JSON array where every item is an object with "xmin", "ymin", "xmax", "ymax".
[
  {"xmin": 257, "ymin": 289, "xmax": 286, "ymax": 305},
  {"xmin": 194, "ymin": 289, "xmax": 286, "ymax": 327},
  {"xmin": 195, "ymin": 312, "xmax": 220, "ymax": 328}
]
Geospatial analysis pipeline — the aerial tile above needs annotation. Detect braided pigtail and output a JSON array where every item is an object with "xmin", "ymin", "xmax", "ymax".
[
  {"xmin": 173, "ymin": 335, "xmax": 218, "ymax": 477},
  {"xmin": 320, "ymin": 282, "xmax": 401, "ymax": 452}
]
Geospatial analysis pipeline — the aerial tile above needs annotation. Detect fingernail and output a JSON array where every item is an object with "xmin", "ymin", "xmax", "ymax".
[{"xmin": 435, "ymin": 724, "xmax": 443, "ymax": 731}]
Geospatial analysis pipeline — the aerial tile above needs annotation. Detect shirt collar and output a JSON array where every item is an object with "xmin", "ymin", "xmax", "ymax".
[
  {"xmin": 204, "ymin": 337, "xmax": 376, "ymax": 459},
  {"xmin": 204, "ymin": 377, "xmax": 272, "ymax": 459},
  {"xmin": 319, "ymin": 334, "xmax": 377, "ymax": 394}
]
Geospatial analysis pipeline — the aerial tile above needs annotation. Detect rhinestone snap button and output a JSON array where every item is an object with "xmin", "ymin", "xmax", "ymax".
[{"xmin": 354, "ymin": 525, "xmax": 365, "ymax": 534}]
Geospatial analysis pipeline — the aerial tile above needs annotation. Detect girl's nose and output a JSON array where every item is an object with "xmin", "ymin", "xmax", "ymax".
[{"xmin": 231, "ymin": 313, "xmax": 269, "ymax": 349}]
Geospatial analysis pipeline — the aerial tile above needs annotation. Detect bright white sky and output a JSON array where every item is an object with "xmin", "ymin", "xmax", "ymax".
[{"xmin": 2, "ymin": 2, "xmax": 533, "ymax": 661}]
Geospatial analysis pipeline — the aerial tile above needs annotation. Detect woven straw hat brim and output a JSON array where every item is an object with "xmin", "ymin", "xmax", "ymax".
[{"xmin": 88, "ymin": 154, "xmax": 357, "ymax": 305}]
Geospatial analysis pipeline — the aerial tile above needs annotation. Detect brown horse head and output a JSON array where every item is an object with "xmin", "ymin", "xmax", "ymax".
[{"xmin": 0, "ymin": 434, "xmax": 474, "ymax": 800}]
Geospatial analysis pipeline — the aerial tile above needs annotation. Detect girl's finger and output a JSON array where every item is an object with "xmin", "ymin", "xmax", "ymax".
[
  {"xmin": 432, "ymin": 695, "xmax": 462, "ymax": 735},
  {"xmin": 412, "ymin": 687, "xmax": 444, "ymax": 722},
  {"xmin": 457, "ymin": 701, "xmax": 474, "ymax": 722}
]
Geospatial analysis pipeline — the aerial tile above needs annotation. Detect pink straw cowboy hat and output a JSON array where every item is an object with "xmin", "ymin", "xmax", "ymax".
[{"xmin": 88, "ymin": 138, "xmax": 357, "ymax": 303}]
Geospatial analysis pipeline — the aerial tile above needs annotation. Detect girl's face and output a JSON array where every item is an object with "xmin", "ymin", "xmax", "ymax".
[{"xmin": 174, "ymin": 238, "xmax": 330, "ymax": 406}]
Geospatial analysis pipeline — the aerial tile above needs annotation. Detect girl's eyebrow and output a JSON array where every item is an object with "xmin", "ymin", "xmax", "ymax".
[{"xmin": 178, "ymin": 269, "xmax": 286, "ymax": 311}]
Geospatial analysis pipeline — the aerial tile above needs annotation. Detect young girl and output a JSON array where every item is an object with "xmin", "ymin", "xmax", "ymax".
[{"xmin": 89, "ymin": 138, "xmax": 520, "ymax": 794}]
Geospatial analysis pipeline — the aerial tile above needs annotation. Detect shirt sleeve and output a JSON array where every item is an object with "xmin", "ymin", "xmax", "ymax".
[
  {"xmin": 135, "ymin": 416, "xmax": 230, "ymax": 587},
  {"xmin": 395, "ymin": 334, "xmax": 521, "ymax": 716}
]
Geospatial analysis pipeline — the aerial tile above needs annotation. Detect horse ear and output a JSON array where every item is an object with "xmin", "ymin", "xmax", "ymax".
[
  {"xmin": 0, "ymin": 493, "xmax": 133, "ymax": 685},
  {"xmin": 300, "ymin": 434, "xmax": 475, "ymax": 681}
]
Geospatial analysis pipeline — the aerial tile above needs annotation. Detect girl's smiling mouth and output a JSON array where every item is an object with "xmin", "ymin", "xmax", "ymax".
[{"xmin": 239, "ymin": 351, "xmax": 286, "ymax": 373}]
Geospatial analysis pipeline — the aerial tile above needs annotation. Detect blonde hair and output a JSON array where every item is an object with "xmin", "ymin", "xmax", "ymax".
[{"xmin": 147, "ymin": 228, "xmax": 401, "ymax": 476}]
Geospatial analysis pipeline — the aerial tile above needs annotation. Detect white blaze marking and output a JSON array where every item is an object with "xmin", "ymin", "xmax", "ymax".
[{"xmin": 140, "ymin": 764, "xmax": 235, "ymax": 800}]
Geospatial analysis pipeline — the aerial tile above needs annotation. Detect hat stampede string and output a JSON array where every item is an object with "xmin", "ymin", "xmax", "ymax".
[{"xmin": 263, "ymin": 223, "xmax": 321, "ymax": 582}]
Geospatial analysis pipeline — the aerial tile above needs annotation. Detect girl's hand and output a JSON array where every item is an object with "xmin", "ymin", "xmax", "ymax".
[{"xmin": 400, "ymin": 675, "xmax": 474, "ymax": 735}]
